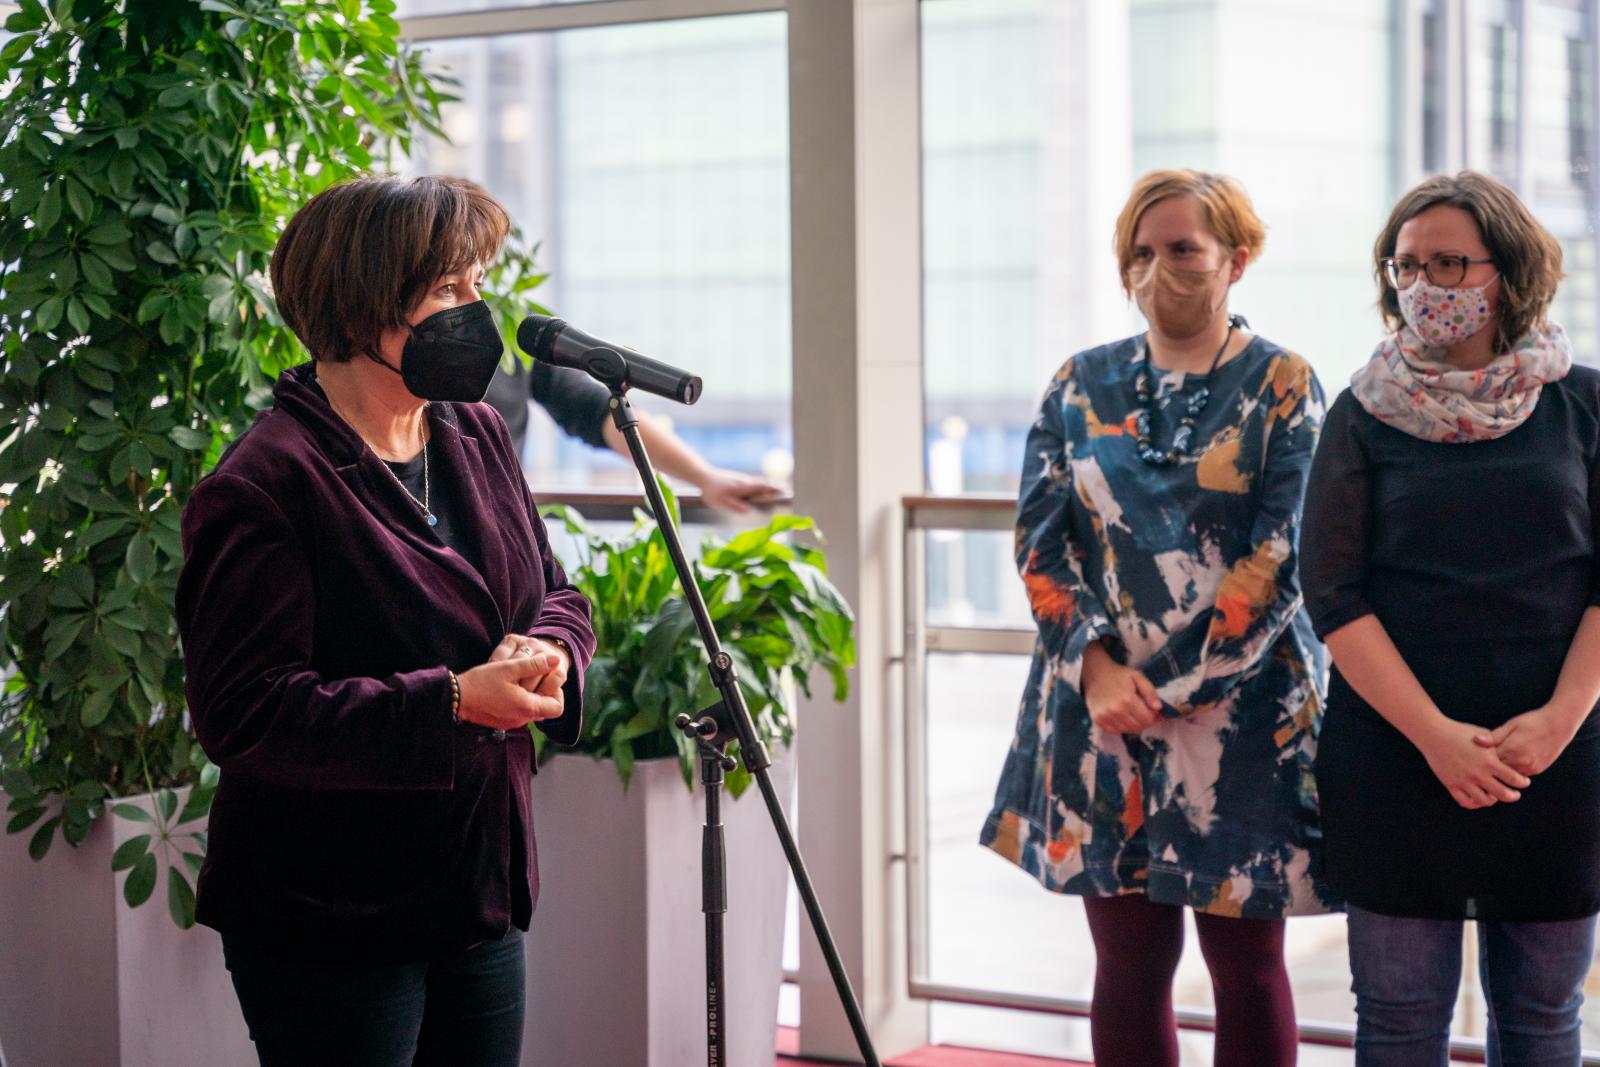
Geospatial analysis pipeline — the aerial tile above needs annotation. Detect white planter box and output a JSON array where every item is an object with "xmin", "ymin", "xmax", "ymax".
[
  {"xmin": 0, "ymin": 790, "xmax": 252, "ymax": 1067},
  {"xmin": 523, "ymin": 749, "xmax": 796, "ymax": 1067}
]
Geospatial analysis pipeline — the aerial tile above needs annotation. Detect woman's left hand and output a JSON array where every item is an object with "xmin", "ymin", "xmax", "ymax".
[
  {"xmin": 1475, "ymin": 703, "xmax": 1586, "ymax": 777},
  {"xmin": 490, "ymin": 634, "xmax": 570, "ymax": 707}
]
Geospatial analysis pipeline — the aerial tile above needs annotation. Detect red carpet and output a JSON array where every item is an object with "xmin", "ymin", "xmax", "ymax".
[{"xmin": 776, "ymin": 1027, "xmax": 1091, "ymax": 1066}]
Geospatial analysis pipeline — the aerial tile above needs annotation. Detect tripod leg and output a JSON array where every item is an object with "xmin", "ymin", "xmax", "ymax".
[
  {"xmin": 702, "ymin": 752, "xmax": 728, "ymax": 1067},
  {"xmin": 753, "ymin": 767, "xmax": 882, "ymax": 1067}
]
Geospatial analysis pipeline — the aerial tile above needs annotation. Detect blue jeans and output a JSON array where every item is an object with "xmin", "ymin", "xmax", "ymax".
[
  {"xmin": 1347, "ymin": 905, "xmax": 1596, "ymax": 1066},
  {"xmin": 222, "ymin": 926, "xmax": 526, "ymax": 1067}
]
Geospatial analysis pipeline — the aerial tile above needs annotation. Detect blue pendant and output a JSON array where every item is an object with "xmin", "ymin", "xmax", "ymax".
[{"xmin": 426, "ymin": 514, "xmax": 438, "ymax": 527}]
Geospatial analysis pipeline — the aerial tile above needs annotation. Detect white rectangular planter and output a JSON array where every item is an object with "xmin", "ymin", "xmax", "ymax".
[
  {"xmin": 523, "ymin": 750, "xmax": 796, "ymax": 1067},
  {"xmin": 0, "ymin": 790, "xmax": 252, "ymax": 1067}
]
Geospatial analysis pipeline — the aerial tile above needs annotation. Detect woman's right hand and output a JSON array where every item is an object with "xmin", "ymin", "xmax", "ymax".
[
  {"xmin": 457, "ymin": 643, "xmax": 565, "ymax": 730},
  {"xmin": 1418, "ymin": 716, "xmax": 1531, "ymax": 809},
  {"xmin": 1081, "ymin": 641, "xmax": 1163, "ymax": 734}
]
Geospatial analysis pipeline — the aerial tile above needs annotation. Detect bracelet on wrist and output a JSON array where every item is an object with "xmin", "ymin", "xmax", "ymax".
[{"xmin": 447, "ymin": 669, "xmax": 462, "ymax": 724}]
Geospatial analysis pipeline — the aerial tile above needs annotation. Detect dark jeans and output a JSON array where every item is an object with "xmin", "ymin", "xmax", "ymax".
[
  {"xmin": 221, "ymin": 926, "xmax": 525, "ymax": 1067},
  {"xmin": 1347, "ymin": 905, "xmax": 1596, "ymax": 1067}
]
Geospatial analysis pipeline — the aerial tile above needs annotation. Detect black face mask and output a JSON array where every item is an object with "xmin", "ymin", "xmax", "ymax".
[{"xmin": 370, "ymin": 299, "xmax": 504, "ymax": 403}]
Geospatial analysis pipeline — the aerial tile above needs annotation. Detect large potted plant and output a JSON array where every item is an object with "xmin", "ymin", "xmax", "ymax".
[
  {"xmin": 0, "ymin": 2, "xmax": 542, "ymax": 1063},
  {"xmin": 522, "ymin": 488, "xmax": 854, "ymax": 1067}
]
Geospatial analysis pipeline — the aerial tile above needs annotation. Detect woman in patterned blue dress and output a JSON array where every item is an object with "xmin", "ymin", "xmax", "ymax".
[{"xmin": 980, "ymin": 170, "xmax": 1335, "ymax": 1067}]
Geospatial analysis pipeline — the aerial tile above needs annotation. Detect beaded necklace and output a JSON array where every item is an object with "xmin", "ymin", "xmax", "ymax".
[{"xmin": 1132, "ymin": 314, "xmax": 1246, "ymax": 465}]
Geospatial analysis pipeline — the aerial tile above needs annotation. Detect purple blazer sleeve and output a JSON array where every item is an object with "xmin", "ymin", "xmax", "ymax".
[
  {"xmin": 495, "ymin": 413, "xmax": 594, "ymax": 748},
  {"xmin": 176, "ymin": 472, "xmax": 457, "ymax": 790}
]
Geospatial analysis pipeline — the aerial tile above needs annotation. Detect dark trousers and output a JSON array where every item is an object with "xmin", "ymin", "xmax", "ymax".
[{"xmin": 221, "ymin": 926, "xmax": 526, "ymax": 1067}]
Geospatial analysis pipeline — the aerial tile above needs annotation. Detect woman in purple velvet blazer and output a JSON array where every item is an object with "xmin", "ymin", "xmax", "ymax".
[{"xmin": 175, "ymin": 175, "xmax": 595, "ymax": 1067}]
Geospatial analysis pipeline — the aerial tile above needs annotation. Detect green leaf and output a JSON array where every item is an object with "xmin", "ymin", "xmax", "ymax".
[
  {"xmin": 65, "ymin": 179, "xmax": 92, "ymax": 221},
  {"xmin": 110, "ymin": 802, "xmax": 154, "ymax": 824},
  {"xmin": 2, "ymin": 767, "xmax": 36, "ymax": 799},
  {"xmin": 80, "ymin": 516, "xmax": 131, "ymax": 550},
  {"xmin": 111, "ymin": 833, "xmax": 151, "ymax": 872},
  {"xmin": 136, "ymin": 292, "xmax": 169, "ymax": 323},
  {"xmin": 108, "ymin": 153, "xmax": 136, "ymax": 196},
  {"xmin": 7, "ymin": 807, "xmax": 47, "ymax": 834},
  {"xmin": 76, "ymin": 363, "xmax": 115, "ymax": 391},
  {"xmin": 35, "ymin": 184, "xmax": 61, "ymax": 233},
  {"xmin": 0, "ymin": 31, "xmax": 36, "ymax": 64},
  {"xmin": 28, "ymin": 816, "xmax": 60, "ymax": 860},
  {"xmin": 157, "ymin": 788, "xmax": 178, "ymax": 822},
  {"xmin": 125, "ymin": 532, "xmax": 157, "ymax": 583},
  {"xmin": 113, "ymin": 128, "xmax": 139, "ymax": 150},
  {"xmin": 35, "ymin": 296, "xmax": 64, "ymax": 331},
  {"xmin": 80, "ymin": 253, "xmax": 113, "ymax": 291},
  {"xmin": 145, "ymin": 242, "xmax": 178, "ymax": 265},
  {"xmin": 176, "ymin": 785, "xmax": 212, "ymax": 825},
  {"xmin": 124, "ymin": 852, "xmax": 157, "ymax": 907},
  {"xmin": 95, "ymin": 245, "xmax": 137, "ymax": 271},
  {"xmin": 86, "ymin": 221, "xmax": 131, "ymax": 245},
  {"xmin": 67, "ymin": 297, "xmax": 90, "ymax": 335},
  {"xmin": 150, "ymin": 203, "xmax": 180, "ymax": 226},
  {"xmin": 167, "ymin": 867, "xmax": 196, "ymax": 928},
  {"xmin": 79, "ymin": 687, "xmax": 115, "ymax": 727},
  {"xmin": 157, "ymin": 85, "xmax": 195, "ymax": 108},
  {"xmin": 168, "ymin": 425, "xmax": 212, "ymax": 451}
]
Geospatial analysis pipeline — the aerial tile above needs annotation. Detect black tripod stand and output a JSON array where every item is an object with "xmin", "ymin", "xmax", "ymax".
[{"xmin": 596, "ymin": 372, "xmax": 882, "ymax": 1067}]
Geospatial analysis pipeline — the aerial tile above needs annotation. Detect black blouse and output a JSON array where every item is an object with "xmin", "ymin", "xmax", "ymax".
[{"xmin": 1302, "ymin": 369, "xmax": 1600, "ymax": 920}]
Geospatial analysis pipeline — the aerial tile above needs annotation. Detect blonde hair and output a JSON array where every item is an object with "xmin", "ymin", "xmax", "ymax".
[{"xmin": 1113, "ymin": 169, "xmax": 1266, "ymax": 296}]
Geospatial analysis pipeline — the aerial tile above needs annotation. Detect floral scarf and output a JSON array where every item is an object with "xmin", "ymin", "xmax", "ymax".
[{"xmin": 1349, "ymin": 322, "xmax": 1573, "ymax": 443}]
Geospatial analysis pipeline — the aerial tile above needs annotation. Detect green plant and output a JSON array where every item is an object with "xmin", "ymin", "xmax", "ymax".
[
  {"xmin": 539, "ymin": 486, "xmax": 856, "ymax": 797},
  {"xmin": 0, "ymin": 0, "xmax": 542, "ymax": 925}
]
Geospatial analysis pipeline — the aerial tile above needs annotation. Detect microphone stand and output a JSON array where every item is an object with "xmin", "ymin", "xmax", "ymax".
[{"xmin": 587, "ymin": 349, "xmax": 881, "ymax": 1067}]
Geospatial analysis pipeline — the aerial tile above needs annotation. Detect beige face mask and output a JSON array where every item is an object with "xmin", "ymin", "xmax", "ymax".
[{"xmin": 1130, "ymin": 256, "xmax": 1231, "ymax": 340}]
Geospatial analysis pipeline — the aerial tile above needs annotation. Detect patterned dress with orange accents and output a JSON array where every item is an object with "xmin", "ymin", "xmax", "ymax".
[{"xmin": 980, "ymin": 333, "xmax": 1338, "ymax": 918}]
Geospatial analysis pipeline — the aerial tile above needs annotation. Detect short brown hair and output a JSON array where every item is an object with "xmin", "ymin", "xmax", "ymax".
[
  {"xmin": 270, "ymin": 175, "xmax": 511, "ymax": 362},
  {"xmin": 1374, "ymin": 171, "xmax": 1564, "ymax": 353},
  {"xmin": 1113, "ymin": 169, "xmax": 1267, "ymax": 296}
]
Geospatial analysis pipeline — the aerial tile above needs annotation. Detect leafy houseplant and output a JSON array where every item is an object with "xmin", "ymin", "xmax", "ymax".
[
  {"xmin": 0, "ymin": 0, "xmax": 541, "ymax": 926},
  {"xmin": 540, "ymin": 488, "xmax": 856, "ymax": 797}
]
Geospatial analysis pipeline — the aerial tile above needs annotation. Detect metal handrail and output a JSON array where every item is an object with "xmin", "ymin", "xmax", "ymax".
[{"xmin": 894, "ymin": 493, "xmax": 1562, "ymax": 1065}]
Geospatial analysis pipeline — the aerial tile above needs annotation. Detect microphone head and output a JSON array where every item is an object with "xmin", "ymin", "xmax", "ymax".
[{"xmin": 516, "ymin": 314, "xmax": 568, "ymax": 359}]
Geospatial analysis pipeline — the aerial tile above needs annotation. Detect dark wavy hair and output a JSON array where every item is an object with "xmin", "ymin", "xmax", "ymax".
[
  {"xmin": 1374, "ymin": 171, "xmax": 1564, "ymax": 353},
  {"xmin": 270, "ymin": 175, "xmax": 510, "ymax": 362}
]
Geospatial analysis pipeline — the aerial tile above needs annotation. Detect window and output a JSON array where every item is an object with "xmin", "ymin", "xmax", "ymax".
[
  {"xmin": 400, "ymin": 12, "xmax": 792, "ymax": 489},
  {"xmin": 916, "ymin": 0, "xmax": 1600, "ymax": 1060}
]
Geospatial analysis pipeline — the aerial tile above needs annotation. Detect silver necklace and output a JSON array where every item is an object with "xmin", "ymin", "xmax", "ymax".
[
  {"xmin": 326, "ymin": 387, "xmax": 436, "ymax": 527},
  {"xmin": 385, "ymin": 432, "xmax": 437, "ymax": 528}
]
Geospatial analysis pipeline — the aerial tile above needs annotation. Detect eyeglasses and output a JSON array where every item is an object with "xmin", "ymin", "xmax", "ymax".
[{"xmin": 1380, "ymin": 253, "xmax": 1496, "ymax": 289}]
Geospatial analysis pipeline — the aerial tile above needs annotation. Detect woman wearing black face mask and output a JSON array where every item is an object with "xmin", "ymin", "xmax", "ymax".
[
  {"xmin": 174, "ymin": 175, "xmax": 596, "ymax": 1067},
  {"xmin": 981, "ymin": 169, "xmax": 1333, "ymax": 1067}
]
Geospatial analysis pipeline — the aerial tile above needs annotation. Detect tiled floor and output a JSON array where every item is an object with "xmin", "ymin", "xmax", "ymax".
[{"xmin": 775, "ymin": 1027, "xmax": 1091, "ymax": 1066}]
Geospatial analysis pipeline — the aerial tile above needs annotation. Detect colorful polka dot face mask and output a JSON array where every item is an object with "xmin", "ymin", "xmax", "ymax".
[{"xmin": 1397, "ymin": 275, "xmax": 1499, "ymax": 347}]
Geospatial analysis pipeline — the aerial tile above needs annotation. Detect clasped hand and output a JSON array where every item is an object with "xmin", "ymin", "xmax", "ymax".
[
  {"xmin": 1081, "ymin": 642, "xmax": 1163, "ymax": 734},
  {"xmin": 455, "ymin": 634, "xmax": 571, "ymax": 731},
  {"xmin": 1424, "ymin": 704, "xmax": 1583, "ymax": 810}
]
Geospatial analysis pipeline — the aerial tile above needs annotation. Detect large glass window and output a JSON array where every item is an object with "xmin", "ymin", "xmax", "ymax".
[
  {"xmin": 917, "ymin": 0, "xmax": 1600, "ymax": 1061},
  {"xmin": 400, "ymin": 12, "xmax": 792, "ymax": 491},
  {"xmin": 1527, "ymin": 0, "xmax": 1599, "ymax": 360}
]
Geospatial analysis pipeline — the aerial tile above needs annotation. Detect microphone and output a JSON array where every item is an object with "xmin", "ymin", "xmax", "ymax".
[{"xmin": 516, "ymin": 314, "xmax": 702, "ymax": 405}]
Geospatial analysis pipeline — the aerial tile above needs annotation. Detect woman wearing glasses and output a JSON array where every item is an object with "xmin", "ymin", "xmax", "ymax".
[
  {"xmin": 982, "ymin": 170, "xmax": 1332, "ymax": 1067},
  {"xmin": 1304, "ymin": 171, "xmax": 1600, "ymax": 1065}
]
